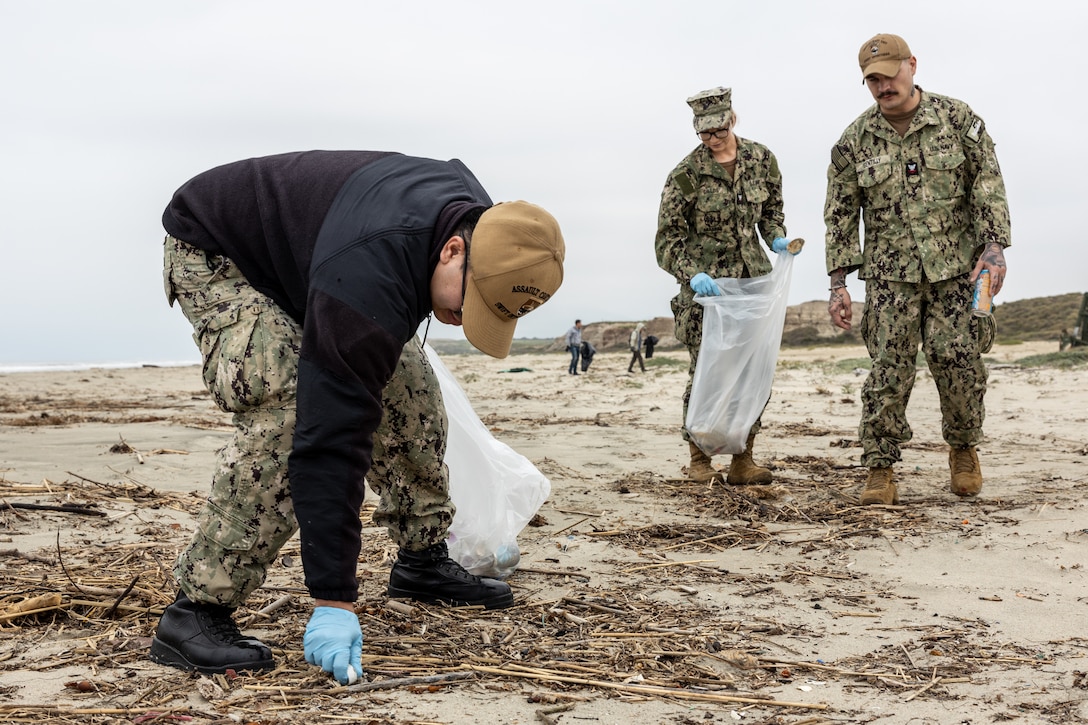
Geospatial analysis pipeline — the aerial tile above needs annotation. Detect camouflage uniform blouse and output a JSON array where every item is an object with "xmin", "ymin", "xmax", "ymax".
[
  {"xmin": 655, "ymin": 138, "xmax": 786, "ymax": 319},
  {"xmin": 824, "ymin": 89, "xmax": 1011, "ymax": 282}
]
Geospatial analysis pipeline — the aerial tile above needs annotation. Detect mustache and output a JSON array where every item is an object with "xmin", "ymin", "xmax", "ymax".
[{"xmin": 878, "ymin": 90, "xmax": 897, "ymax": 99}]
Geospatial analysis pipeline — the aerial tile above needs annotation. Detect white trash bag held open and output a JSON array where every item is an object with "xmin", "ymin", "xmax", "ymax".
[
  {"xmin": 424, "ymin": 344, "xmax": 550, "ymax": 579},
  {"xmin": 685, "ymin": 252, "xmax": 797, "ymax": 456}
]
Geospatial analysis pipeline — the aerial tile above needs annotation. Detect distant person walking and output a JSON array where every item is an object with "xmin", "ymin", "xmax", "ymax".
[
  {"xmin": 628, "ymin": 322, "xmax": 646, "ymax": 373},
  {"xmin": 565, "ymin": 320, "xmax": 583, "ymax": 375},
  {"xmin": 824, "ymin": 33, "xmax": 1011, "ymax": 505},
  {"xmin": 580, "ymin": 340, "xmax": 597, "ymax": 372}
]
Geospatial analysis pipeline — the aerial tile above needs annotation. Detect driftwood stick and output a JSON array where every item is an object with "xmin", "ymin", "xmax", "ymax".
[
  {"xmin": 553, "ymin": 516, "xmax": 591, "ymax": 536},
  {"xmin": 621, "ymin": 559, "xmax": 715, "ymax": 574},
  {"xmin": 468, "ymin": 664, "xmax": 827, "ymax": 709},
  {"xmin": 561, "ymin": 596, "xmax": 627, "ymax": 616},
  {"xmin": 0, "ymin": 500, "xmax": 30, "ymax": 521},
  {"xmin": 0, "ymin": 501, "xmax": 106, "ymax": 517},
  {"xmin": 0, "ymin": 593, "xmax": 63, "ymax": 618},
  {"xmin": 238, "ymin": 594, "xmax": 294, "ymax": 626},
  {"xmin": 548, "ymin": 607, "xmax": 590, "ymax": 625},
  {"xmin": 755, "ymin": 657, "xmax": 959, "ymax": 682},
  {"xmin": 516, "ymin": 567, "xmax": 590, "ymax": 580},
  {"xmin": 65, "ymin": 471, "xmax": 111, "ymax": 488},
  {"xmin": 238, "ymin": 671, "xmax": 478, "ymax": 696},
  {"xmin": 254, "ymin": 594, "xmax": 293, "ymax": 617},
  {"xmin": 903, "ymin": 675, "xmax": 943, "ymax": 702},
  {"xmin": 0, "ymin": 548, "xmax": 54, "ymax": 564},
  {"xmin": 67, "ymin": 599, "xmax": 162, "ymax": 615},
  {"xmin": 0, "ymin": 600, "xmax": 66, "ymax": 623},
  {"xmin": 536, "ymin": 703, "xmax": 576, "ymax": 724},
  {"xmin": 57, "ymin": 531, "xmax": 89, "ymax": 597},
  {"xmin": 342, "ymin": 670, "xmax": 477, "ymax": 692},
  {"xmin": 660, "ymin": 532, "xmax": 738, "ymax": 551},
  {"xmin": 63, "ymin": 584, "xmax": 158, "ymax": 598},
  {"xmin": 103, "ymin": 575, "xmax": 140, "ymax": 618},
  {"xmin": 384, "ymin": 599, "xmax": 417, "ymax": 616}
]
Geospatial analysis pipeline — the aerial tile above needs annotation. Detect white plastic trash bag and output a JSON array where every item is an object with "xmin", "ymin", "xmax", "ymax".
[
  {"xmin": 423, "ymin": 344, "xmax": 551, "ymax": 579},
  {"xmin": 685, "ymin": 252, "xmax": 797, "ymax": 456}
]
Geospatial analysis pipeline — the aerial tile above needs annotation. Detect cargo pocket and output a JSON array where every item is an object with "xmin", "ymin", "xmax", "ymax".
[
  {"xmin": 742, "ymin": 181, "xmax": 770, "ymax": 208},
  {"xmin": 859, "ymin": 301, "xmax": 876, "ymax": 357},
  {"xmin": 195, "ymin": 304, "xmax": 252, "ymax": 412},
  {"xmin": 921, "ymin": 148, "xmax": 969, "ymax": 238},
  {"xmin": 163, "ymin": 236, "xmax": 213, "ymax": 308},
  {"xmin": 671, "ymin": 295, "xmax": 701, "ymax": 348},
  {"xmin": 922, "ymin": 149, "xmax": 967, "ymax": 198},
  {"xmin": 163, "ymin": 238, "xmax": 178, "ymax": 306},
  {"xmin": 857, "ymin": 159, "xmax": 895, "ymax": 208},
  {"xmin": 197, "ymin": 500, "xmax": 259, "ymax": 552},
  {"xmin": 972, "ymin": 313, "xmax": 995, "ymax": 354},
  {"xmin": 198, "ymin": 302, "xmax": 299, "ymax": 412}
]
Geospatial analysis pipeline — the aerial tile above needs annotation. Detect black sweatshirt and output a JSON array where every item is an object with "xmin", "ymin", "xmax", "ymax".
[{"xmin": 163, "ymin": 151, "xmax": 492, "ymax": 601}]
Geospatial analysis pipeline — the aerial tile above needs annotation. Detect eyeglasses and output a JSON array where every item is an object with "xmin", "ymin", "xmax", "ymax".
[
  {"xmin": 453, "ymin": 241, "xmax": 470, "ymax": 323},
  {"xmin": 697, "ymin": 127, "xmax": 731, "ymax": 141}
]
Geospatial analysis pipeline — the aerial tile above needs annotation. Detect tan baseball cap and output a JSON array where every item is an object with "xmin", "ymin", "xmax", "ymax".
[
  {"xmin": 859, "ymin": 33, "xmax": 912, "ymax": 79},
  {"xmin": 461, "ymin": 201, "xmax": 565, "ymax": 359},
  {"xmin": 686, "ymin": 87, "xmax": 733, "ymax": 132}
]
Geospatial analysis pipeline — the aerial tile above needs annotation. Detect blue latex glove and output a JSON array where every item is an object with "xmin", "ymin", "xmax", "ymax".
[
  {"xmin": 772, "ymin": 237, "xmax": 800, "ymax": 255},
  {"xmin": 304, "ymin": 606, "xmax": 363, "ymax": 685},
  {"xmin": 689, "ymin": 272, "xmax": 719, "ymax": 297}
]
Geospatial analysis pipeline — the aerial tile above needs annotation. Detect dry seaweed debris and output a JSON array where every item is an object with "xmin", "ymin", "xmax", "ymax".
[
  {"xmin": 0, "ymin": 473, "xmax": 839, "ymax": 722},
  {"xmin": 0, "ymin": 468, "xmax": 1075, "ymax": 724},
  {"xmin": 0, "ymin": 559, "xmax": 832, "ymax": 721},
  {"xmin": 0, "ymin": 390, "xmax": 231, "ymax": 431},
  {"xmin": 605, "ymin": 457, "xmax": 1032, "ymax": 556},
  {"xmin": 0, "ymin": 554, "xmax": 1071, "ymax": 725}
]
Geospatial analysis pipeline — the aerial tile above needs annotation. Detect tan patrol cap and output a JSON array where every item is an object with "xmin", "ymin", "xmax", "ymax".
[
  {"xmin": 859, "ymin": 33, "xmax": 912, "ymax": 79},
  {"xmin": 461, "ymin": 201, "xmax": 565, "ymax": 359}
]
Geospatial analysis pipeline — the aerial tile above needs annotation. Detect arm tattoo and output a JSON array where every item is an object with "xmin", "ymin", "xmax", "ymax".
[
  {"xmin": 829, "ymin": 268, "xmax": 847, "ymax": 290},
  {"xmin": 979, "ymin": 242, "xmax": 1006, "ymax": 270}
]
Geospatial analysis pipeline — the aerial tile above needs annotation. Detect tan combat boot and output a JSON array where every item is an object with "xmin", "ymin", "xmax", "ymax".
[
  {"xmin": 949, "ymin": 446, "xmax": 983, "ymax": 497},
  {"xmin": 687, "ymin": 441, "xmax": 722, "ymax": 483},
  {"xmin": 726, "ymin": 432, "xmax": 773, "ymax": 485},
  {"xmin": 860, "ymin": 467, "xmax": 898, "ymax": 505}
]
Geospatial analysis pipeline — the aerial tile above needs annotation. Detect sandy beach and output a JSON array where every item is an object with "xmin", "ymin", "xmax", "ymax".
[{"xmin": 0, "ymin": 339, "xmax": 1085, "ymax": 724}]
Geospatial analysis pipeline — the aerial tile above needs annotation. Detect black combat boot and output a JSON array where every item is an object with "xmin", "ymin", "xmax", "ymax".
[
  {"xmin": 388, "ymin": 543, "xmax": 514, "ymax": 609},
  {"xmin": 150, "ymin": 591, "xmax": 275, "ymax": 673}
]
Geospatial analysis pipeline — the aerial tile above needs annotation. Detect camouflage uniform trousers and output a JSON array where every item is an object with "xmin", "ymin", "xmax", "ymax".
[
  {"xmin": 163, "ymin": 236, "xmax": 453, "ymax": 608},
  {"xmin": 674, "ymin": 300, "xmax": 763, "ymax": 444},
  {"xmin": 858, "ymin": 275, "xmax": 988, "ymax": 469}
]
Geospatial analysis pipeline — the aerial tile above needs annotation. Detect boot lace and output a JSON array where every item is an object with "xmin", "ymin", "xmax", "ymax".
[
  {"xmin": 199, "ymin": 608, "xmax": 252, "ymax": 646},
  {"xmin": 866, "ymin": 468, "xmax": 893, "ymax": 488},
  {"xmin": 435, "ymin": 556, "xmax": 482, "ymax": 584},
  {"xmin": 951, "ymin": 449, "xmax": 977, "ymax": 474}
]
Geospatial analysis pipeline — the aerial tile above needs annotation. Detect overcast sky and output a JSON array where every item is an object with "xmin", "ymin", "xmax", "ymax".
[{"xmin": 2, "ymin": 1, "xmax": 1083, "ymax": 366}]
